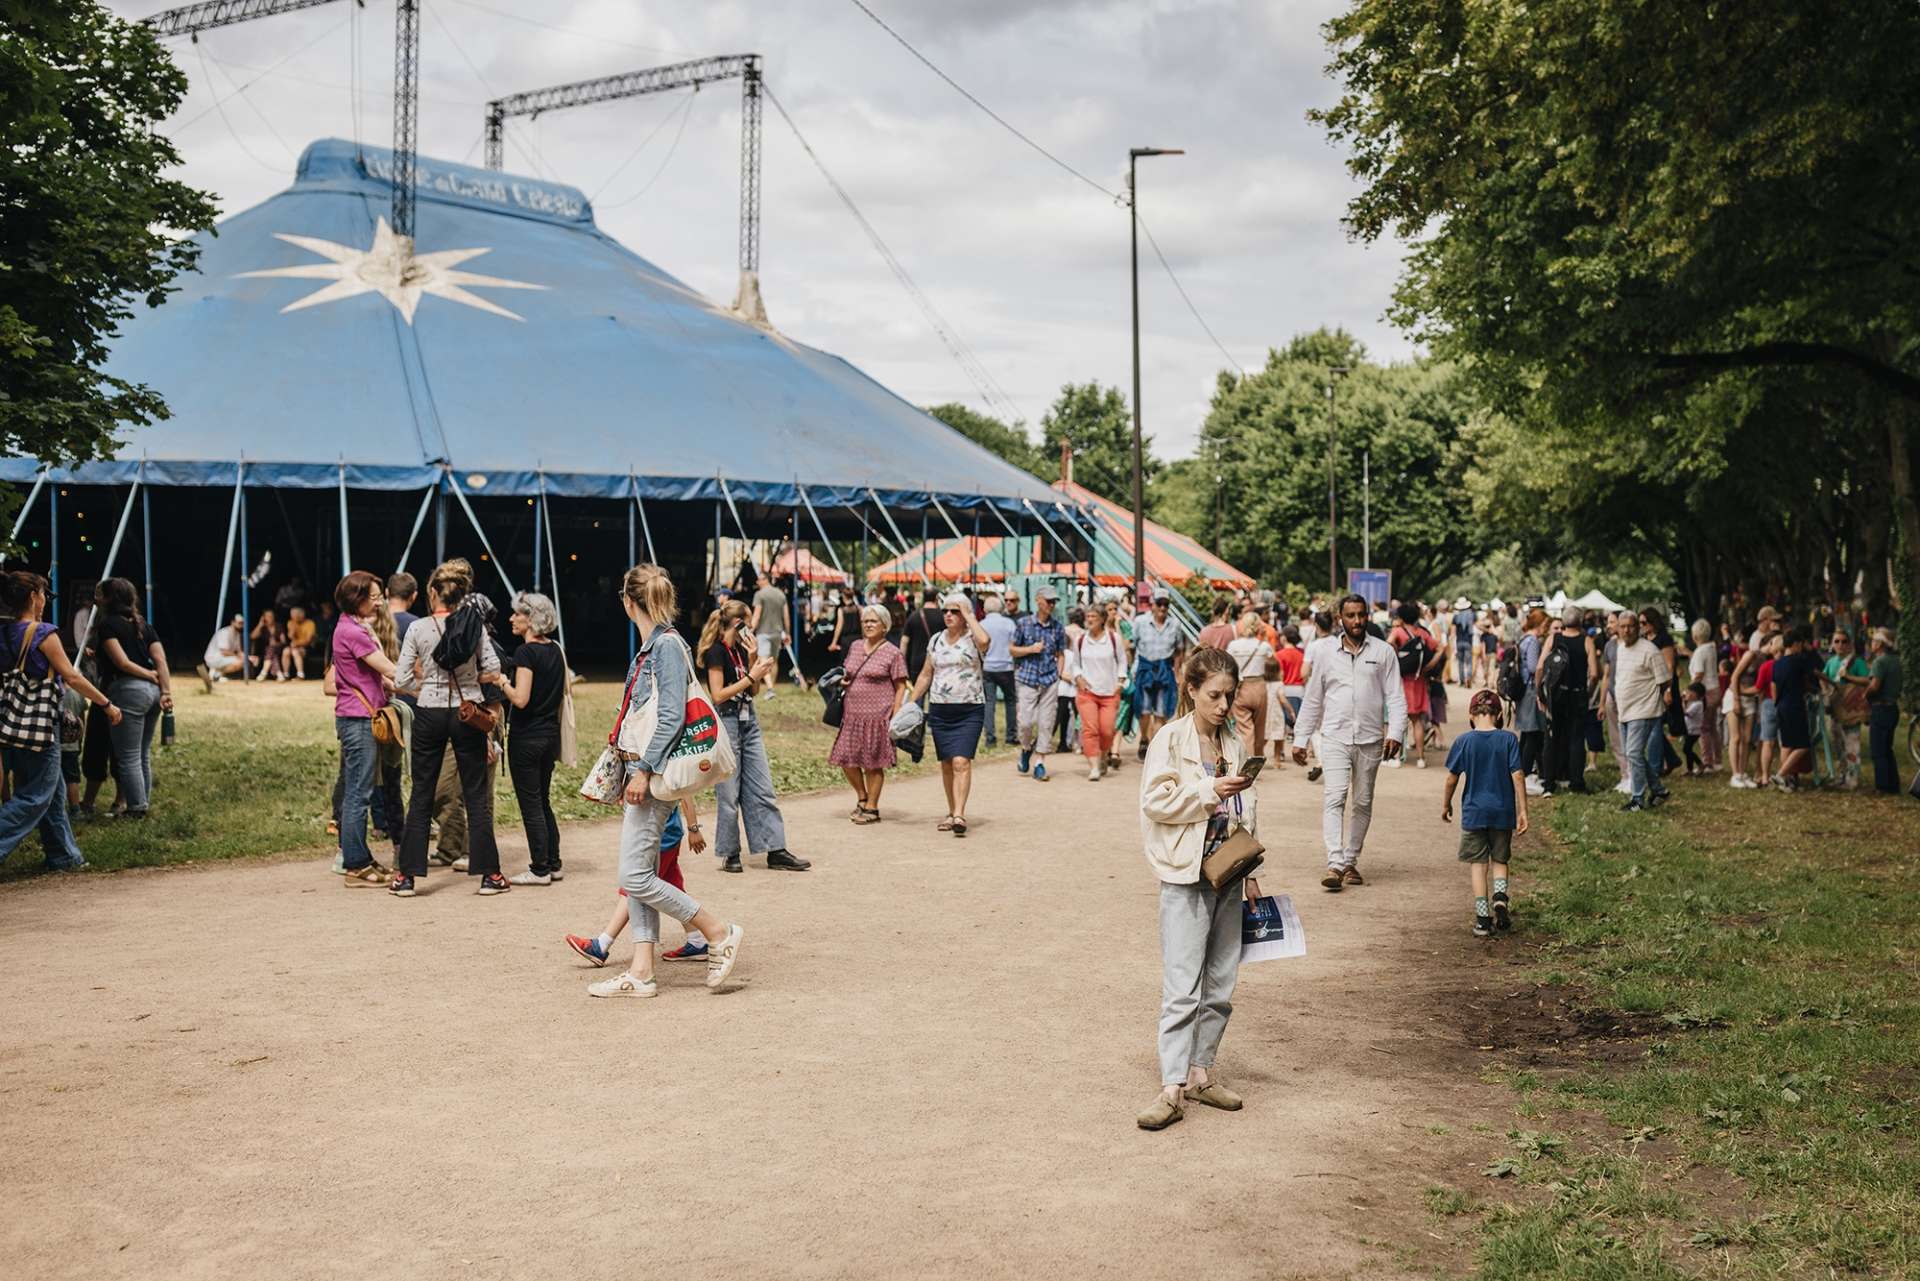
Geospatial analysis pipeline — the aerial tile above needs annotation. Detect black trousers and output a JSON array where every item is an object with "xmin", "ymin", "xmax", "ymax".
[
  {"xmin": 508, "ymin": 722, "xmax": 561, "ymax": 876},
  {"xmin": 1519, "ymin": 729, "xmax": 1545, "ymax": 777},
  {"xmin": 399, "ymin": 707, "xmax": 499, "ymax": 878},
  {"xmin": 1542, "ymin": 690, "xmax": 1588, "ymax": 793},
  {"xmin": 1868, "ymin": 703, "xmax": 1901, "ymax": 793}
]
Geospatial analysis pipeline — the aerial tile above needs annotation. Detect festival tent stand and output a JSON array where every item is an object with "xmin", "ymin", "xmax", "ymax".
[{"xmin": 0, "ymin": 141, "xmax": 1062, "ymax": 663}]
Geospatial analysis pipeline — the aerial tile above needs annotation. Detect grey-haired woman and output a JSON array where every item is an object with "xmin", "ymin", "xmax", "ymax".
[{"xmin": 485, "ymin": 591, "xmax": 569, "ymax": 885}]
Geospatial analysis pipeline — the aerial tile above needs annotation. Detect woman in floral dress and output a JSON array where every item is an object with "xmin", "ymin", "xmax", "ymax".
[
  {"xmin": 908, "ymin": 592, "xmax": 991, "ymax": 836},
  {"xmin": 830, "ymin": 605, "xmax": 909, "ymax": 824}
]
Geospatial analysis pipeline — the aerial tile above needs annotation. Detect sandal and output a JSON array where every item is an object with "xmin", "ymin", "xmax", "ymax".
[
  {"xmin": 951, "ymin": 818, "xmax": 968, "ymax": 838},
  {"xmin": 936, "ymin": 816, "xmax": 956, "ymax": 832},
  {"xmin": 852, "ymin": 808, "xmax": 881, "ymax": 825}
]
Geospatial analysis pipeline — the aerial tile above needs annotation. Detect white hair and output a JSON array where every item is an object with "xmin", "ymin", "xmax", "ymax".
[
  {"xmin": 1689, "ymin": 618, "xmax": 1712, "ymax": 645},
  {"xmin": 984, "ymin": 594, "xmax": 1004, "ymax": 615},
  {"xmin": 860, "ymin": 603, "xmax": 892, "ymax": 628},
  {"xmin": 510, "ymin": 591, "xmax": 559, "ymax": 636}
]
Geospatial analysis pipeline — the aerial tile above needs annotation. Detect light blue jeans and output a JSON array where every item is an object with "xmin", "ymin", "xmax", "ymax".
[
  {"xmin": 619, "ymin": 792, "xmax": 700, "ymax": 944},
  {"xmin": 1622, "ymin": 717, "xmax": 1665, "ymax": 805},
  {"xmin": 0, "ymin": 743, "xmax": 85, "ymax": 869},
  {"xmin": 107, "ymin": 677, "xmax": 161, "ymax": 813},
  {"xmin": 715, "ymin": 712, "xmax": 786, "ymax": 858},
  {"xmin": 1158, "ymin": 879, "xmax": 1242, "ymax": 1086}
]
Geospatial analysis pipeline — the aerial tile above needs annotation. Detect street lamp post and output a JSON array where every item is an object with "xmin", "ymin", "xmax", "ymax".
[
  {"xmin": 1325, "ymin": 364, "xmax": 1349, "ymax": 591},
  {"xmin": 1129, "ymin": 146, "xmax": 1183, "ymax": 598}
]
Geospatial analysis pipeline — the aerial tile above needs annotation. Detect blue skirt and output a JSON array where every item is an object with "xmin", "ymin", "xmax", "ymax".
[{"xmin": 928, "ymin": 701, "xmax": 984, "ymax": 761}]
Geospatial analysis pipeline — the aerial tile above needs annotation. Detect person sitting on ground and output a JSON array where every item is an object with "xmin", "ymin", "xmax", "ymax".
[
  {"xmin": 199, "ymin": 614, "xmax": 247, "ymax": 690},
  {"xmin": 1136, "ymin": 645, "xmax": 1258, "ymax": 1133},
  {"xmin": 1441, "ymin": 690, "xmax": 1528, "ymax": 938},
  {"xmin": 283, "ymin": 605, "xmax": 316, "ymax": 680},
  {"xmin": 250, "ymin": 609, "xmax": 285, "ymax": 682}
]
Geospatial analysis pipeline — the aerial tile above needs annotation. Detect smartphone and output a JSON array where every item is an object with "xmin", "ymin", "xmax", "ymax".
[{"xmin": 1239, "ymin": 755, "xmax": 1266, "ymax": 781}]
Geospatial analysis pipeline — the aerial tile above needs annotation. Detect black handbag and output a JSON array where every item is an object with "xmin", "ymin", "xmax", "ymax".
[{"xmin": 820, "ymin": 646, "xmax": 881, "ymax": 729}]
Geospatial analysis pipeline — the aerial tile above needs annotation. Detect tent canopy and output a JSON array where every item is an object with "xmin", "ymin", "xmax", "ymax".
[
  {"xmin": 767, "ymin": 547, "xmax": 849, "ymax": 584},
  {"xmin": 1570, "ymin": 589, "xmax": 1626, "ymax": 612},
  {"xmin": 0, "ymin": 140, "xmax": 1057, "ymax": 513}
]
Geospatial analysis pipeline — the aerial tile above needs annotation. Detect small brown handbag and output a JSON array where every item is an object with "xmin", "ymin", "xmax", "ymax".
[
  {"xmin": 1199, "ymin": 758, "xmax": 1264, "ymax": 891},
  {"xmin": 450, "ymin": 664, "xmax": 498, "ymax": 735}
]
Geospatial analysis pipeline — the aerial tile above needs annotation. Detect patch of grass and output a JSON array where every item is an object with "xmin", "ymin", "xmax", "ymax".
[
  {"xmin": 1426, "ymin": 1184, "xmax": 1478, "ymax": 1218},
  {"xmin": 1461, "ymin": 772, "xmax": 1920, "ymax": 1279},
  {"xmin": 3, "ymin": 677, "xmax": 996, "ymax": 877}
]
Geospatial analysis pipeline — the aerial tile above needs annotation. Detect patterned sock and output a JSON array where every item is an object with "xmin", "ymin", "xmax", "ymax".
[
  {"xmin": 1493, "ymin": 877, "xmax": 1509, "ymax": 899},
  {"xmin": 1474, "ymin": 895, "xmax": 1489, "ymax": 917}
]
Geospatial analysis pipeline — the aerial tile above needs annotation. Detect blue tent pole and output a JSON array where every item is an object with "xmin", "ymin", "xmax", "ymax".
[
  {"xmin": 532, "ymin": 469, "xmax": 543, "ymax": 592},
  {"xmin": 48, "ymin": 481, "xmax": 59, "ymax": 630},
  {"xmin": 795, "ymin": 483, "xmax": 848, "ymax": 578},
  {"xmin": 788, "ymin": 502, "xmax": 804, "ymax": 687},
  {"xmin": 213, "ymin": 465, "xmax": 243, "ymax": 638},
  {"xmin": 337, "ymin": 462, "xmax": 351, "ymax": 576},
  {"xmin": 713, "ymin": 501, "xmax": 722, "ymax": 594},
  {"xmin": 444, "ymin": 470, "xmax": 517, "ymax": 598},
  {"xmin": 434, "ymin": 473, "xmax": 447, "ymax": 564},
  {"xmin": 4, "ymin": 467, "xmax": 48, "ymax": 555},
  {"xmin": 141, "ymin": 482, "xmax": 153, "ymax": 633},
  {"xmin": 394, "ymin": 485, "xmax": 434, "ymax": 577},
  {"xmin": 626, "ymin": 484, "xmax": 637, "ymax": 669},
  {"xmin": 540, "ymin": 474, "xmax": 565, "ymax": 653},
  {"xmin": 239, "ymin": 471, "xmax": 251, "ymax": 667},
  {"xmin": 75, "ymin": 467, "xmax": 143, "ymax": 658}
]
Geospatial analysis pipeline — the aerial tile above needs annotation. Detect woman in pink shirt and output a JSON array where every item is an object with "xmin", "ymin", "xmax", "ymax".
[{"xmin": 331, "ymin": 571, "xmax": 400, "ymax": 885}]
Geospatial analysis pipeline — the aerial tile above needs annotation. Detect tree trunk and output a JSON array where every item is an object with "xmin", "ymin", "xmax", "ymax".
[{"xmin": 1888, "ymin": 399, "xmax": 1920, "ymax": 613}]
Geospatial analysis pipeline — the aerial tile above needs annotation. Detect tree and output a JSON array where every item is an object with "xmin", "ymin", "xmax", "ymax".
[
  {"xmin": 1314, "ymin": 0, "xmax": 1920, "ymax": 608},
  {"xmin": 1040, "ymin": 382, "xmax": 1157, "ymax": 496},
  {"xmin": 1191, "ymin": 330, "xmax": 1487, "ymax": 595},
  {"xmin": 923, "ymin": 403, "xmax": 1042, "ymax": 478},
  {"xmin": 0, "ymin": 1, "xmax": 216, "ymax": 535}
]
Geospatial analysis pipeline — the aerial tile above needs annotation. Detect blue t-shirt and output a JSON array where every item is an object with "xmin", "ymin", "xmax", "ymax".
[
  {"xmin": 661, "ymin": 805, "xmax": 685, "ymax": 851},
  {"xmin": 1444, "ymin": 728, "xmax": 1522, "ymax": 831}
]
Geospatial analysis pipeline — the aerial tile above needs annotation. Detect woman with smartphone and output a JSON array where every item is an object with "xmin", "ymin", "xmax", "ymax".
[{"xmin": 1136, "ymin": 646, "xmax": 1261, "ymax": 1132}]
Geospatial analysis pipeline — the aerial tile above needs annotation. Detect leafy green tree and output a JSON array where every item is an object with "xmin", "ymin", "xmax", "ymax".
[
  {"xmin": 1041, "ymin": 381, "xmax": 1158, "ymax": 496},
  {"xmin": 924, "ymin": 402, "xmax": 1042, "ymax": 478},
  {"xmin": 1, "ymin": 1, "xmax": 216, "ymax": 536},
  {"xmin": 1314, "ymin": 0, "xmax": 1920, "ymax": 608},
  {"xmin": 1193, "ymin": 330, "xmax": 1486, "ymax": 595}
]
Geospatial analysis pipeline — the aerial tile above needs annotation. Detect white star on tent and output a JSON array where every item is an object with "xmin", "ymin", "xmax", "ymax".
[{"xmin": 237, "ymin": 217, "xmax": 546, "ymax": 323}]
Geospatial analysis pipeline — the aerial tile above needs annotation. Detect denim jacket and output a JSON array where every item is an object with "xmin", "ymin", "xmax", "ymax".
[{"xmin": 614, "ymin": 625, "xmax": 689, "ymax": 776}]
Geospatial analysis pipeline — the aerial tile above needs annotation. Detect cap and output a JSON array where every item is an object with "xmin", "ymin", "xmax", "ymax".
[
  {"xmin": 1871, "ymin": 626, "xmax": 1895, "ymax": 647},
  {"xmin": 1151, "ymin": 588, "xmax": 1172, "ymax": 603},
  {"xmin": 1036, "ymin": 584, "xmax": 1061, "ymax": 602},
  {"xmin": 1469, "ymin": 689, "xmax": 1503, "ymax": 718},
  {"xmin": 1757, "ymin": 605, "xmax": 1780, "ymax": 621},
  {"xmin": 939, "ymin": 592, "xmax": 970, "ymax": 611}
]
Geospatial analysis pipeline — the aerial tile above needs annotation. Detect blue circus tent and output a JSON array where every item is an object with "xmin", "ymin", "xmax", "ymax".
[{"xmin": 2, "ymin": 142, "xmax": 1090, "ymax": 657}]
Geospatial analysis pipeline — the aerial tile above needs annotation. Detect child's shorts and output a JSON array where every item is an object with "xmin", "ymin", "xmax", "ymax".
[
  {"xmin": 1457, "ymin": 828, "xmax": 1513, "ymax": 863},
  {"xmin": 60, "ymin": 750, "xmax": 80, "ymax": 786}
]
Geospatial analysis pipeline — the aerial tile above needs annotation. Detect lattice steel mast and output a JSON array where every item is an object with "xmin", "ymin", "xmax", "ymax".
[
  {"xmin": 484, "ymin": 54, "xmax": 767, "ymax": 322},
  {"xmin": 145, "ymin": 0, "xmax": 421, "ymax": 245}
]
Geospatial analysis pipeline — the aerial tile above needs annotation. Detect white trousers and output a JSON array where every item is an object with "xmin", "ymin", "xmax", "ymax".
[{"xmin": 1319, "ymin": 738, "xmax": 1384, "ymax": 870}]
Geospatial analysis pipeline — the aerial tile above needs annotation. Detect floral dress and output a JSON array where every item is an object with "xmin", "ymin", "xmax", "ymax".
[{"xmin": 829, "ymin": 638, "xmax": 907, "ymax": 770}]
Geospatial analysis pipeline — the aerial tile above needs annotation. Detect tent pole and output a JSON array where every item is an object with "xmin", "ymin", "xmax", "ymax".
[
  {"xmin": 795, "ymin": 483, "xmax": 848, "ymax": 577},
  {"xmin": 214, "ymin": 465, "xmax": 243, "ymax": 638},
  {"xmin": 868, "ymin": 489, "xmax": 928, "ymax": 589},
  {"xmin": 434, "ymin": 474, "xmax": 447, "ymax": 564},
  {"xmin": 540, "ymin": 474, "xmax": 564, "ymax": 652},
  {"xmin": 395, "ymin": 484, "xmax": 434, "ymax": 576},
  {"xmin": 630, "ymin": 472, "xmax": 658, "ymax": 564},
  {"xmin": 920, "ymin": 509, "xmax": 930, "ymax": 586},
  {"xmin": 971, "ymin": 500, "xmax": 981, "ymax": 590},
  {"xmin": 626, "ymin": 485, "xmax": 637, "ymax": 669},
  {"xmin": 48, "ymin": 482, "xmax": 58, "ymax": 629},
  {"xmin": 337, "ymin": 462, "xmax": 352, "ymax": 576},
  {"xmin": 4, "ymin": 467, "xmax": 48, "ymax": 555},
  {"xmin": 240, "ymin": 471, "xmax": 251, "ymax": 661},
  {"xmin": 787, "ymin": 502, "xmax": 804, "ymax": 687},
  {"xmin": 532, "ymin": 471, "xmax": 543, "ymax": 592},
  {"xmin": 141, "ymin": 480, "xmax": 154, "ymax": 633},
  {"xmin": 445, "ymin": 469, "xmax": 517, "ymax": 597},
  {"xmin": 713, "ymin": 500, "xmax": 722, "ymax": 595},
  {"xmin": 76, "ymin": 467, "xmax": 143, "ymax": 657}
]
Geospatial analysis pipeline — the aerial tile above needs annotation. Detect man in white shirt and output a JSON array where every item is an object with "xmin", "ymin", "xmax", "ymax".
[
  {"xmin": 1291, "ymin": 594, "xmax": 1408, "ymax": 890},
  {"xmin": 980, "ymin": 595, "xmax": 1019, "ymax": 747},
  {"xmin": 199, "ymin": 614, "xmax": 247, "ymax": 690},
  {"xmin": 1611, "ymin": 610, "xmax": 1673, "ymax": 812}
]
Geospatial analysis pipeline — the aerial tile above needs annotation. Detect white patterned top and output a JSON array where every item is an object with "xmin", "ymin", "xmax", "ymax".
[{"xmin": 927, "ymin": 631, "xmax": 985, "ymax": 705}]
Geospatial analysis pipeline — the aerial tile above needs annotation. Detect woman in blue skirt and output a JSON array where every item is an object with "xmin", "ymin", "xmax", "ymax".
[{"xmin": 909, "ymin": 592, "xmax": 991, "ymax": 837}]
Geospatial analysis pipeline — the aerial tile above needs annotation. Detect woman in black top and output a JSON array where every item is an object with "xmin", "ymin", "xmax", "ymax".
[
  {"xmin": 96, "ymin": 578, "xmax": 172, "ymax": 817},
  {"xmin": 1768, "ymin": 624, "xmax": 1818, "ymax": 789},
  {"xmin": 1539, "ymin": 606, "xmax": 1595, "ymax": 796},
  {"xmin": 827, "ymin": 592, "xmax": 862, "ymax": 654},
  {"xmin": 486, "ymin": 591, "xmax": 569, "ymax": 884},
  {"xmin": 699, "ymin": 599, "xmax": 808, "ymax": 874}
]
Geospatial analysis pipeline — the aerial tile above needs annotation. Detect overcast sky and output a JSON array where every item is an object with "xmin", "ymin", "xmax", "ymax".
[{"xmin": 115, "ymin": 0, "xmax": 1413, "ymax": 460}]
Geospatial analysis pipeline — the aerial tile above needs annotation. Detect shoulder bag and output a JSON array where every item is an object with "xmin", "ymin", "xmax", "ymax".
[
  {"xmin": 821, "ymin": 642, "xmax": 883, "ymax": 729},
  {"xmin": 1199, "ymin": 758, "xmax": 1264, "ymax": 891},
  {"xmin": 0, "ymin": 623, "xmax": 62, "ymax": 752},
  {"xmin": 346, "ymin": 684, "xmax": 403, "ymax": 747},
  {"xmin": 619, "ymin": 631, "xmax": 737, "ymax": 801},
  {"xmin": 556, "ymin": 646, "xmax": 579, "ymax": 767}
]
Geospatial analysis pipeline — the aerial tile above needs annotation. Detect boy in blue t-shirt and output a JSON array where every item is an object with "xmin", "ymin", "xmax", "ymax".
[{"xmin": 1441, "ymin": 690, "xmax": 1529, "ymax": 937}]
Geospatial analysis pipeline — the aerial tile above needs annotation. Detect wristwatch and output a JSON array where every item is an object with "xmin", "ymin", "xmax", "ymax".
[{"xmin": 687, "ymin": 823, "xmax": 702, "ymax": 832}]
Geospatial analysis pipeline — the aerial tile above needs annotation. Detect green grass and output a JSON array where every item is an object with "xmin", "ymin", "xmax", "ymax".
[
  {"xmin": 1450, "ymin": 771, "xmax": 1920, "ymax": 1279},
  {"xmin": 2, "ymin": 676, "xmax": 991, "ymax": 877}
]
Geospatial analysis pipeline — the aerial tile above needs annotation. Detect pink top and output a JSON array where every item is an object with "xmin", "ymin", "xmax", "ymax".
[{"xmin": 332, "ymin": 617, "xmax": 387, "ymax": 719}]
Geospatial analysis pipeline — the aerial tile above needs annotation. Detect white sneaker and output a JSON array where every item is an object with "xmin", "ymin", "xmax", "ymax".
[
  {"xmin": 706, "ymin": 923, "xmax": 744, "ymax": 989},
  {"xmin": 1614, "ymin": 779, "xmax": 1633, "ymax": 795},
  {"xmin": 1524, "ymin": 776, "xmax": 1544, "ymax": 796},
  {"xmin": 548, "ymin": 869, "xmax": 565, "ymax": 882},
  {"xmin": 509, "ymin": 871, "xmax": 551, "ymax": 886},
  {"xmin": 1089, "ymin": 764, "xmax": 1103, "ymax": 782},
  {"xmin": 1383, "ymin": 757, "xmax": 1403, "ymax": 769},
  {"xmin": 1415, "ymin": 757, "xmax": 1428, "ymax": 770},
  {"xmin": 588, "ymin": 972, "xmax": 657, "ymax": 999},
  {"xmin": 452, "ymin": 855, "xmax": 469, "ymax": 872}
]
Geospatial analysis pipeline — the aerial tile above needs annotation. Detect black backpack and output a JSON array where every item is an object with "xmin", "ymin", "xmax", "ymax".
[
  {"xmin": 1395, "ymin": 626, "xmax": 1430, "ymax": 678},
  {"xmin": 1538, "ymin": 643, "xmax": 1570, "ymax": 704},
  {"xmin": 1498, "ymin": 643, "xmax": 1527, "ymax": 704}
]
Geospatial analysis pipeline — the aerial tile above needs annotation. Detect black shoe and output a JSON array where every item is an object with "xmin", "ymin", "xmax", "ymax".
[
  {"xmin": 1137, "ymin": 741, "xmax": 1148, "ymax": 761},
  {"xmin": 388, "ymin": 873, "xmax": 416, "ymax": 897},
  {"xmin": 1621, "ymin": 799, "xmax": 1644, "ymax": 812},
  {"xmin": 1492, "ymin": 893, "xmax": 1511, "ymax": 932},
  {"xmin": 723, "ymin": 855, "xmax": 744, "ymax": 874},
  {"xmin": 766, "ymin": 849, "xmax": 811, "ymax": 871},
  {"xmin": 1473, "ymin": 915, "xmax": 1493, "ymax": 937},
  {"xmin": 1308, "ymin": 766, "xmax": 1324, "ymax": 782}
]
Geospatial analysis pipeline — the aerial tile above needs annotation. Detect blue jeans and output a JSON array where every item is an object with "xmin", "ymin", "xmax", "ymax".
[
  {"xmin": 1455, "ymin": 642, "xmax": 1473, "ymax": 681},
  {"xmin": 1622, "ymin": 717, "xmax": 1666, "ymax": 805},
  {"xmin": 715, "ymin": 712, "xmax": 786, "ymax": 857},
  {"xmin": 983, "ymin": 669, "xmax": 1017, "ymax": 744},
  {"xmin": 0, "ymin": 743, "xmax": 85, "ymax": 869},
  {"xmin": 335, "ymin": 715, "xmax": 378, "ymax": 871},
  {"xmin": 107, "ymin": 677, "xmax": 161, "ymax": 813}
]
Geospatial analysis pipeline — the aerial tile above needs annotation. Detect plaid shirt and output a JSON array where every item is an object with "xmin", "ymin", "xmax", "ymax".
[{"xmin": 1012, "ymin": 613, "xmax": 1066, "ymax": 688}]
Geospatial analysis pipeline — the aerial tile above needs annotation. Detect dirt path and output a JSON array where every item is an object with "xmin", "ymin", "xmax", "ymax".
[{"xmin": 1, "ymin": 747, "xmax": 1517, "ymax": 1280}]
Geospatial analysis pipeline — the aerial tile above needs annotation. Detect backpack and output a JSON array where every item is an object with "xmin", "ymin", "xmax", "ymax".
[
  {"xmin": 1538, "ymin": 642, "xmax": 1570, "ymax": 704},
  {"xmin": 1498, "ymin": 643, "xmax": 1527, "ymax": 704},
  {"xmin": 1394, "ymin": 626, "xmax": 1430, "ymax": 678}
]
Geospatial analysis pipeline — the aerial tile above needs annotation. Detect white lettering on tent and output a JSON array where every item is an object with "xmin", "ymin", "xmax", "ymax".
[{"xmin": 360, "ymin": 154, "xmax": 585, "ymax": 222}]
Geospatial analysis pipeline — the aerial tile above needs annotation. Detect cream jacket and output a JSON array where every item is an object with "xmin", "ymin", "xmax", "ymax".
[{"xmin": 1139, "ymin": 713, "xmax": 1259, "ymax": 885}]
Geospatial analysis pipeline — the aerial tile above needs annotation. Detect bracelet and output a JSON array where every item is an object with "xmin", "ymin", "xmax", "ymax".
[{"xmin": 687, "ymin": 824, "xmax": 702, "ymax": 832}]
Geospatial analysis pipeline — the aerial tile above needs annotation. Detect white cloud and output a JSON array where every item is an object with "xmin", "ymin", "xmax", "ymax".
[{"xmin": 115, "ymin": 0, "xmax": 1414, "ymax": 459}]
